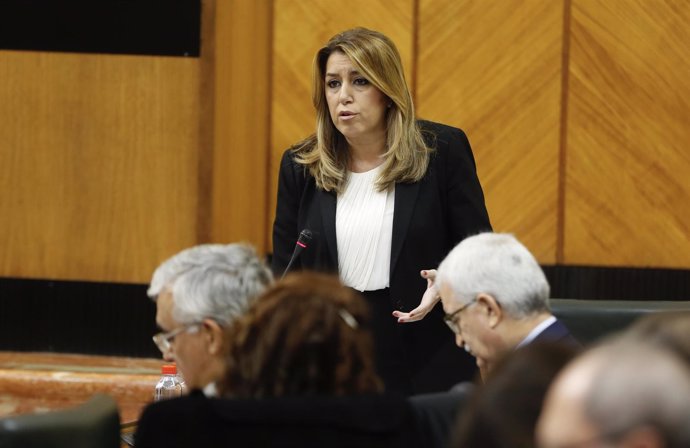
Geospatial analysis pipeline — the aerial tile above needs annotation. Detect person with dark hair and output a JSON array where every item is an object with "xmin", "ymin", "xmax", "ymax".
[
  {"xmin": 451, "ymin": 342, "xmax": 580, "ymax": 448},
  {"xmin": 223, "ymin": 271, "xmax": 383, "ymax": 397},
  {"xmin": 272, "ymin": 27, "xmax": 491, "ymax": 394}
]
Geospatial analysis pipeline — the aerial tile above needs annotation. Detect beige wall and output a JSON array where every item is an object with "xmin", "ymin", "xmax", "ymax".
[{"xmin": 1, "ymin": 0, "xmax": 688, "ymax": 283}]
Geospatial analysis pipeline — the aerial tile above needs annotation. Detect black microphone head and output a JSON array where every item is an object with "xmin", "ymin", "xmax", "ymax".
[{"xmin": 297, "ymin": 229, "xmax": 312, "ymax": 246}]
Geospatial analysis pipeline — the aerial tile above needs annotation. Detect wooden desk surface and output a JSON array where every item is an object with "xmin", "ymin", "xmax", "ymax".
[{"xmin": 0, "ymin": 352, "xmax": 162, "ymax": 424}]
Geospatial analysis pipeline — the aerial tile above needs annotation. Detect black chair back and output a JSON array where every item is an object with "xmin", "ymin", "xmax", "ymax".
[{"xmin": 0, "ymin": 394, "xmax": 120, "ymax": 448}]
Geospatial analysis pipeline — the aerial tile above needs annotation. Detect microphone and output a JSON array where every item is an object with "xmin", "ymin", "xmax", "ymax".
[{"xmin": 281, "ymin": 229, "xmax": 312, "ymax": 279}]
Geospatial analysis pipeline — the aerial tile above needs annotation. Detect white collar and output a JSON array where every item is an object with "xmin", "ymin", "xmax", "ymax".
[
  {"xmin": 515, "ymin": 315, "xmax": 557, "ymax": 349},
  {"xmin": 202, "ymin": 382, "xmax": 219, "ymax": 397}
]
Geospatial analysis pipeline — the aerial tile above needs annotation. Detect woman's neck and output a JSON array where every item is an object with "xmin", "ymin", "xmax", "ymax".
[{"xmin": 346, "ymin": 136, "xmax": 386, "ymax": 173}]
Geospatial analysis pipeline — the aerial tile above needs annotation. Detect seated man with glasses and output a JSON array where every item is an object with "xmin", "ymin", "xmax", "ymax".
[
  {"xmin": 148, "ymin": 243, "xmax": 273, "ymax": 396},
  {"xmin": 436, "ymin": 232, "xmax": 577, "ymax": 380},
  {"xmin": 409, "ymin": 232, "xmax": 576, "ymax": 448}
]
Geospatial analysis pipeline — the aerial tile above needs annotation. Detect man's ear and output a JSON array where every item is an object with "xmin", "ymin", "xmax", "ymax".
[
  {"xmin": 477, "ymin": 293, "xmax": 502, "ymax": 328},
  {"xmin": 202, "ymin": 319, "xmax": 225, "ymax": 355}
]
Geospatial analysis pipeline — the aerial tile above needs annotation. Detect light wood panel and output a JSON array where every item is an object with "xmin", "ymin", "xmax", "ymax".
[
  {"xmin": 0, "ymin": 51, "xmax": 200, "ymax": 282},
  {"xmin": 268, "ymin": 0, "xmax": 415, "ymax": 249},
  {"xmin": 417, "ymin": 0, "xmax": 565, "ymax": 263},
  {"xmin": 209, "ymin": 0, "xmax": 273, "ymax": 253},
  {"xmin": 565, "ymin": 0, "xmax": 690, "ymax": 267}
]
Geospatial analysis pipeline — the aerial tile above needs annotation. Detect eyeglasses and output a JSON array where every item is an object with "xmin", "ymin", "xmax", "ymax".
[
  {"xmin": 443, "ymin": 298, "xmax": 477, "ymax": 334},
  {"xmin": 152, "ymin": 323, "xmax": 200, "ymax": 354}
]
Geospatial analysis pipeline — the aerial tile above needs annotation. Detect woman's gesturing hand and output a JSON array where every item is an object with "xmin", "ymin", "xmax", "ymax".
[{"xmin": 392, "ymin": 269, "xmax": 440, "ymax": 323}]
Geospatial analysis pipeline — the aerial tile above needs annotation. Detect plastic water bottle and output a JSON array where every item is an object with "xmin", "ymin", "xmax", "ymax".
[
  {"xmin": 154, "ymin": 364, "xmax": 184, "ymax": 401},
  {"xmin": 176, "ymin": 370, "xmax": 188, "ymax": 395}
]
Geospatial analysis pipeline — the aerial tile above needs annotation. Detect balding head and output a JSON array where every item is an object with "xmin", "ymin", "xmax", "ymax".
[{"xmin": 537, "ymin": 341, "xmax": 690, "ymax": 448}]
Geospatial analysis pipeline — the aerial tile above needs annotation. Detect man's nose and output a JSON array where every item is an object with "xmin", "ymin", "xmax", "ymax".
[
  {"xmin": 163, "ymin": 350, "xmax": 175, "ymax": 363},
  {"xmin": 455, "ymin": 333, "xmax": 465, "ymax": 348}
]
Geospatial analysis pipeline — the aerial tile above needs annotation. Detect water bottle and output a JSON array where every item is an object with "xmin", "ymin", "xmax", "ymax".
[
  {"xmin": 176, "ymin": 370, "xmax": 188, "ymax": 395},
  {"xmin": 154, "ymin": 364, "xmax": 184, "ymax": 401}
]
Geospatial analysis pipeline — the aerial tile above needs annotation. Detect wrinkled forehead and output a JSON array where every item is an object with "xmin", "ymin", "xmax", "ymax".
[{"xmin": 438, "ymin": 281, "xmax": 462, "ymax": 311}]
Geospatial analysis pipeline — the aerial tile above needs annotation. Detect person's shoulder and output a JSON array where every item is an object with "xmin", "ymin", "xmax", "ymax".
[
  {"xmin": 135, "ymin": 392, "xmax": 212, "ymax": 446},
  {"xmin": 418, "ymin": 120, "xmax": 468, "ymax": 150},
  {"xmin": 141, "ymin": 391, "xmax": 210, "ymax": 416},
  {"xmin": 279, "ymin": 147, "xmax": 305, "ymax": 176},
  {"xmin": 418, "ymin": 119, "xmax": 466, "ymax": 138},
  {"xmin": 281, "ymin": 135, "xmax": 317, "ymax": 169}
]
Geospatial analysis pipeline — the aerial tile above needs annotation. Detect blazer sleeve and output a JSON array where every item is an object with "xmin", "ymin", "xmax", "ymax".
[
  {"xmin": 272, "ymin": 149, "xmax": 304, "ymax": 276},
  {"xmin": 437, "ymin": 125, "xmax": 492, "ymax": 243}
]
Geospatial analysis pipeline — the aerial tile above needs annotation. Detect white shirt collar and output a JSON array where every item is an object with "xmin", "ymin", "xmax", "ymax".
[
  {"xmin": 202, "ymin": 382, "xmax": 219, "ymax": 397},
  {"xmin": 515, "ymin": 315, "xmax": 557, "ymax": 349}
]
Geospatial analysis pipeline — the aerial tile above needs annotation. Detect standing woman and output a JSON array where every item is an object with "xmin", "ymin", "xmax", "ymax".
[{"xmin": 272, "ymin": 28, "xmax": 491, "ymax": 394}]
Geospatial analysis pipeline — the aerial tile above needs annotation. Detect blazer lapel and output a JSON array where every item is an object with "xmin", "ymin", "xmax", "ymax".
[
  {"xmin": 317, "ymin": 188, "xmax": 339, "ymax": 268},
  {"xmin": 390, "ymin": 182, "xmax": 420, "ymax": 279}
]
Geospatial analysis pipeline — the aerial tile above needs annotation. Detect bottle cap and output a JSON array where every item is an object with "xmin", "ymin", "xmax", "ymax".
[{"xmin": 161, "ymin": 364, "xmax": 177, "ymax": 375}]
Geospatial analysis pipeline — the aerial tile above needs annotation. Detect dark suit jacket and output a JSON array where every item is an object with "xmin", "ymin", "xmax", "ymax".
[
  {"xmin": 134, "ymin": 391, "xmax": 423, "ymax": 448},
  {"xmin": 408, "ymin": 382, "xmax": 475, "ymax": 448},
  {"xmin": 272, "ymin": 120, "xmax": 492, "ymax": 392},
  {"xmin": 531, "ymin": 318, "xmax": 580, "ymax": 347}
]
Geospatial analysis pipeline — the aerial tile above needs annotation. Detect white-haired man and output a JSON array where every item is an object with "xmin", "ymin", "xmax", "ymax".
[
  {"xmin": 435, "ymin": 232, "xmax": 577, "ymax": 378},
  {"xmin": 148, "ymin": 243, "xmax": 272, "ymax": 395},
  {"xmin": 408, "ymin": 233, "xmax": 577, "ymax": 448},
  {"xmin": 537, "ymin": 341, "xmax": 690, "ymax": 448}
]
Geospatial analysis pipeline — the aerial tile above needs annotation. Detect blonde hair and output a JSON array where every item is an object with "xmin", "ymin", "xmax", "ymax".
[{"xmin": 292, "ymin": 27, "xmax": 431, "ymax": 193}]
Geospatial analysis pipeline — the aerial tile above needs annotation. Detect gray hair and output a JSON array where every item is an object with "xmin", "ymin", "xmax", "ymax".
[
  {"xmin": 436, "ymin": 232, "xmax": 550, "ymax": 318},
  {"xmin": 148, "ymin": 243, "xmax": 273, "ymax": 326},
  {"xmin": 585, "ymin": 342, "xmax": 690, "ymax": 447}
]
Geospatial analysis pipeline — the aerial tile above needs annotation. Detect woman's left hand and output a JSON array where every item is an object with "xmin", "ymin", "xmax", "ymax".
[{"xmin": 392, "ymin": 269, "xmax": 440, "ymax": 323}]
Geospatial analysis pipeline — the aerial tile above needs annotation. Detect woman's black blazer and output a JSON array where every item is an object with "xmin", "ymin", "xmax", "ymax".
[{"xmin": 272, "ymin": 120, "xmax": 492, "ymax": 391}]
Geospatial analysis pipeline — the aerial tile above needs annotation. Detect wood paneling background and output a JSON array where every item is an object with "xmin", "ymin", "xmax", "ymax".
[
  {"xmin": 416, "ymin": 0, "xmax": 565, "ymax": 263},
  {"xmin": 1, "ymin": 0, "xmax": 689, "ymax": 284},
  {"xmin": 564, "ymin": 0, "xmax": 690, "ymax": 267},
  {"xmin": 209, "ymin": 0, "xmax": 273, "ymax": 250},
  {"xmin": 0, "ymin": 52, "xmax": 200, "ymax": 282}
]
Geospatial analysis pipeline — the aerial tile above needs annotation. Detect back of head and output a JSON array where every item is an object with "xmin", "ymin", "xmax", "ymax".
[
  {"xmin": 623, "ymin": 311, "xmax": 690, "ymax": 365},
  {"xmin": 452, "ymin": 342, "xmax": 579, "ymax": 448},
  {"xmin": 223, "ymin": 272, "xmax": 383, "ymax": 398},
  {"xmin": 147, "ymin": 243, "xmax": 273, "ymax": 326},
  {"xmin": 539, "ymin": 340, "xmax": 690, "ymax": 448},
  {"xmin": 437, "ymin": 232, "xmax": 550, "ymax": 318},
  {"xmin": 585, "ymin": 342, "xmax": 690, "ymax": 447}
]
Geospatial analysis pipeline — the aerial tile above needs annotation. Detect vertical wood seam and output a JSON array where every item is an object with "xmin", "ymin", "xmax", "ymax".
[
  {"xmin": 264, "ymin": 0, "xmax": 276, "ymax": 257},
  {"xmin": 196, "ymin": 0, "xmax": 216, "ymax": 244},
  {"xmin": 557, "ymin": 0, "xmax": 572, "ymax": 264},
  {"xmin": 411, "ymin": 0, "xmax": 420, "ymax": 104}
]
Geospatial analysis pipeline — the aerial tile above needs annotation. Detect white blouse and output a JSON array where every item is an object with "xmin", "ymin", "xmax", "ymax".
[{"xmin": 336, "ymin": 165, "xmax": 395, "ymax": 291}]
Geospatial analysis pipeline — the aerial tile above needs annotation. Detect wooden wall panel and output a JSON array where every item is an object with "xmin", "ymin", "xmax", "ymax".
[
  {"xmin": 0, "ymin": 52, "xmax": 200, "ymax": 282},
  {"xmin": 209, "ymin": 0, "xmax": 273, "ymax": 253},
  {"xmin": 565, "ymin": 0, "xmax": 690, "ymax": 267},
  {"xmin": 417, "ymin": 0, "xmax": 565, "ymax": 263},
  {"xmin": 268, "ymin": 0, "xmax": 415, "ymax": 249}
]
